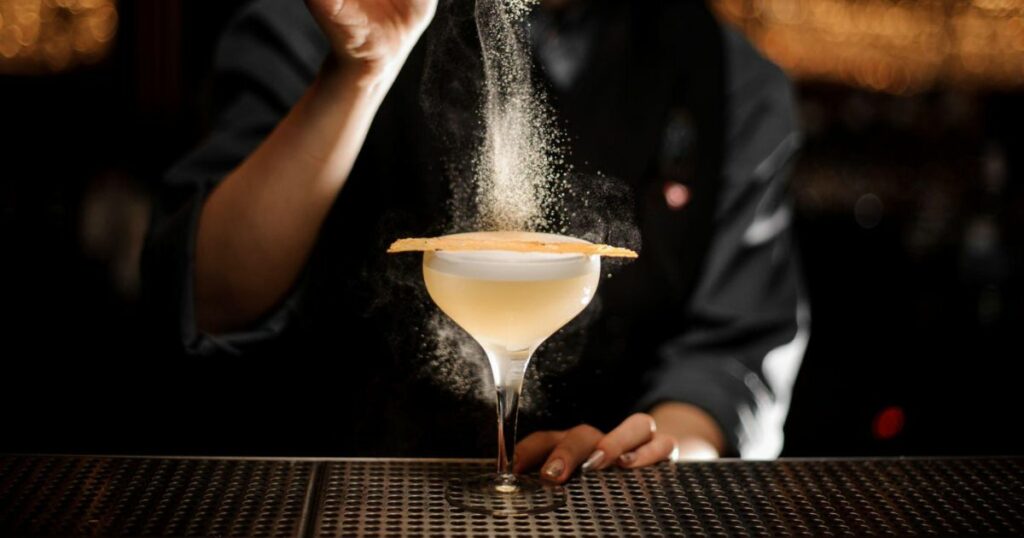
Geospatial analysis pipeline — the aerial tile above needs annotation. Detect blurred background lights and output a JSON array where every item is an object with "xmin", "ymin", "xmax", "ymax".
[
  {"xmin": 0, "ymin": 0, "xmax": 117, "ymax": 74},
  {"xmin": 712, "ymin": 0, "xmax": 1024, "ymax": 94},
  {"xmin": 873, "ymin": 406, "xmax": 906, "ymax": 440},
  {"xmin": 663, "ymin": 181, "xmax": 691, "ymax": 210},
  {"xmin": 855, "ymin": 193, "xmax": 884, "ymax": 229}
]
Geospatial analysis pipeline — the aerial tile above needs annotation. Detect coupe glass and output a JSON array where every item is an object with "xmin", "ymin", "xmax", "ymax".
[{"xmin": 421, "ymin": 231, "xmax": 601, "ymax": 515}]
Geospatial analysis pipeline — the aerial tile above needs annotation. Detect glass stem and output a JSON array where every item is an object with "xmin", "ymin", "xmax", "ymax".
[{"xmin": 487, "ymin": 348, "xmax": 533, "ymax": 480}]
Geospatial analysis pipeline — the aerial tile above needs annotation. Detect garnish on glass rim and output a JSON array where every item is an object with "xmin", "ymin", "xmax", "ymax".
[{"xmin": 387, "ymin": 236, "xmax": 638, "ymax": 258}]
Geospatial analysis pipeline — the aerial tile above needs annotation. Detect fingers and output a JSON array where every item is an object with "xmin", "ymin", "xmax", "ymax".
[
  {"xmin": 617, "ymin": 432, "xmax": 678, "ymax": 469},
  {"xmin": 540, "ymin": 424, "xmax": 603, "ymax": 484},
  {"xmin": 513, "ymin": 430, "xmax": 563, "ymax": 474},
  {"xmin": 589, "ymin": 413, "xmax": 657, "ymax": 471},
  {"xmin": 515, "ymin": 415, "xmax": 701, "ymax": 485}
]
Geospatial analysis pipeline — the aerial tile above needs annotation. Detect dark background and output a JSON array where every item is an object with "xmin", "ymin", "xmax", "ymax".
[{"xmin": 1, "ymin": 2, "xmax": 1021, "ymax": 457}]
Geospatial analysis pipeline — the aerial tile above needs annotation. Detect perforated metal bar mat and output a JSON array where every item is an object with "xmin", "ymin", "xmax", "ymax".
[
  {"xmin": 0, "ymin": 456, "xmax": 315, "ymax": 537},
  {"xmin": 2, "ymin": 456, "xmax": 1022, "ymax": 537}
]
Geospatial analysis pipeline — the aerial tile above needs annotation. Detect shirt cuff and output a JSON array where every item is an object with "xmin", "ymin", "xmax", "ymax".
[
  {"xmin": 144, "ymin": 181, "xmax": 306, "ymax": 357},
  {"xmin": 634, "ymin": 359, "xmax": 757, "ymax": 458}
]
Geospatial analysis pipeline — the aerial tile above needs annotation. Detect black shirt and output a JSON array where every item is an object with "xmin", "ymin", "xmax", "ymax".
[{"xmin": 143, "ymin": 0, "xmax": 807, "ymax": 458}]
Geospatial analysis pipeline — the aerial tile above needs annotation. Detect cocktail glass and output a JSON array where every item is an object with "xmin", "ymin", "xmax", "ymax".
[{"xmin": 422, "ymin": 231, "xmax": 601, "ymax": 515}]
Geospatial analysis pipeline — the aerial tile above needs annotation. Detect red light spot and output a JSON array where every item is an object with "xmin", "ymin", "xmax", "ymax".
[
  {"xmin": 663, "ymin": 181, "xmax": 690, "ymax": 210},
  {"xmin": 873, "ymin": 406, "xmax": 905, "ymax": 440}
]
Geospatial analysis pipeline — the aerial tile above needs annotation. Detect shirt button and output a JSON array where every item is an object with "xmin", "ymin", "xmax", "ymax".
[{"xmin": 663, "ymin": 181, "xmax": 690, "ymax": 210}]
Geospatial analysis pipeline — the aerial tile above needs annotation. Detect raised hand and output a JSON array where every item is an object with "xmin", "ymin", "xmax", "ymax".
[{"xmin": 305, "ymin": 0, "xmax": 438, "ymax": 85}]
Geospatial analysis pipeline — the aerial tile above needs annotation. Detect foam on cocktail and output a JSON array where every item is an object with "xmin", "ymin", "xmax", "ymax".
[
  {"xmin": 426, "ymin": 249, "xmax": 597, "ymax": 281},
  {"xmin": 423, "ymin": 232, "xmax": 599, "ymax": 283}
]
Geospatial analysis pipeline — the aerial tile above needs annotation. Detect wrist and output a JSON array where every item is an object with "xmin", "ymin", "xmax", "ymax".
[
  {"xmin": 320, "ymin": 54, "xmax": 381, "ymax": 94},
  {"xmin": 650, "ymin": 402, "xmax": 727, "ymax": 456},
  {"xmin": 671, "ymin": 436, "xmax": 720, "ymax": 461},
  {"xmin": 320, "ymin": 51, "xmax": 408, "ymax": 96}
]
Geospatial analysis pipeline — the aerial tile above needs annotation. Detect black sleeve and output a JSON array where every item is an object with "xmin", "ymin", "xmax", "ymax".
[
  {"xmin": 636, "ymin": 28, "xmax": 809, "ymax": 458},
  {"xmin": 141, "ymin": 0, "xmax": 328, "ymax": 356}
]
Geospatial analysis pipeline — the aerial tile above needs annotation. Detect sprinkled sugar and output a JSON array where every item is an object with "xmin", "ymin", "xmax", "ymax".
[{"xmin": 473, "ymin": 0, "xmax": 567, "ymax": 233}]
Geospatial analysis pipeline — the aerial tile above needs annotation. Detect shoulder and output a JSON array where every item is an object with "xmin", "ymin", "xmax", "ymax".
[
  {"xmin": 220, "ymin": 0, "xmax": 325, "ymax": 56},
  {"xmin": 163, "ymin": 0, "xmax": 328, "ymax": 184},
  {"xmin": 721, "ymin": 26, "xmax": 794, "ymax": 109},
  {"xmin": 719, "ymin": 25, "xmax": 801, "ymax": 184},
  {"xmin": 212, "ymin": 0, "xmax": 329, "ymax": 111}
]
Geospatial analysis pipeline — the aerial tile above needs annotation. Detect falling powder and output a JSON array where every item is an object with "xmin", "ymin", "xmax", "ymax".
[
  {"xmin": 472, "ymin": 0, "xmax": 567, "ymax": 233},
  {"xmin": 500, "ymin": 0, "xmax": 541, "ymax": 19},
  {"xmin": 393, "ymin": 0, "xmax": 640, "ymax": 410},
  {"xmin": 400, "ymin": 0, "xmax": 575, "ymax": 412}
]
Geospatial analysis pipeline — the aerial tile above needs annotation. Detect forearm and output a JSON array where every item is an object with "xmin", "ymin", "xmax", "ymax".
[
  {"xmin": 195, "ymin": 59, "xmax": 391, "ymax": 333},
  {"xmin": 650, "ymin": 402, "xmax": 726, "ymax": 459}
]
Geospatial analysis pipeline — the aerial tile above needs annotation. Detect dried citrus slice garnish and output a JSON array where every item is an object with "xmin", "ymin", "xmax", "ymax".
[{"xmin": 387, "ymin": 233, "xmax": 637, "ymax": 258}]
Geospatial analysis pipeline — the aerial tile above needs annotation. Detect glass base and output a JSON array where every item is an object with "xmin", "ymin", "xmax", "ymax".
[{"xmin": 446, "ymin": 473, "xmax": 566, "ymax": 516}]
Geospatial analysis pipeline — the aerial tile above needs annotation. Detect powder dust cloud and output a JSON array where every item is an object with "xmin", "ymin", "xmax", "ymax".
[
  {"xmin": 472, "ymin": 0, "xmax": 566, "ymax": 232},
  {"xmin": 384, "ymin": 0, "xmax": 641, "ymax": 411}
]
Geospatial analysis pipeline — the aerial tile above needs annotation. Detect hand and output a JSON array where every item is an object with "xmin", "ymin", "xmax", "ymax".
[
  {"xmin": 514, "ymin": 410, "xmax": 722, "ymax": 484},
  {"xmin": 306, "ymin": 0, "xmax": 438, "ymax": 85}
]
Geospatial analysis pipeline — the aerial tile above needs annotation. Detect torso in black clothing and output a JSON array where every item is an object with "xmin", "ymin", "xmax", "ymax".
[{"xmin": 159, "ymin": 0, "xmax": 726, "ymax": 457}]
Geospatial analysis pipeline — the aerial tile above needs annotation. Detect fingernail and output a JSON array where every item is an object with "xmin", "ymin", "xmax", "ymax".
[
  {"xmin": 618, "ymin": 451, "xmax": 637, "ymax": 466},
  {"xmin": 581, "ymin": 450, "xmax": 605, "ymax": 472},
  {"xmin": 542, "ymin": 458, "xmax": 565, "ymax": 480}
]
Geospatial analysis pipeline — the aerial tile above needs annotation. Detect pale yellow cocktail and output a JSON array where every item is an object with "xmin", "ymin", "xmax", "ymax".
[{"xmin": 423, "ymin": 231, "xmax": 600, "ymax": 354}]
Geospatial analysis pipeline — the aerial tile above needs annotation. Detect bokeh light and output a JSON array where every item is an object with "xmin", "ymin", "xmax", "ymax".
[
  {"xmin": 663, "ymin": 181, "xmax": 691, "ymax": 210},
  {"xmin": 854, "ymin": 193, "xmax": 884, "ymax": 229},
  {"xmin": 873, "ymin": 406, "xmax": 907, "ymax": 440},
  {"xmin": 0, "ymin": 0, "xmax": 117, "ymax": 74},
  {"xmin": 712, "ymin": 0, "xmax": 1024, "ymax": 94}
]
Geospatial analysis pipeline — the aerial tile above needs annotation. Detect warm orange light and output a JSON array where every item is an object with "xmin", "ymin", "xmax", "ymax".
[
  {"xmin": 0, "ymin": 0, "xmax": 117, "ymax": 74},
  {"xmin": 712, "ymin": 0, "xmax": 1024, "ymax": 94}
]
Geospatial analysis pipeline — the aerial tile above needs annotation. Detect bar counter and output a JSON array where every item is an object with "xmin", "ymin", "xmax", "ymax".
[{"xmin": 1, "ymin": 455, "xmax": 1022, "ymax": 536}]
